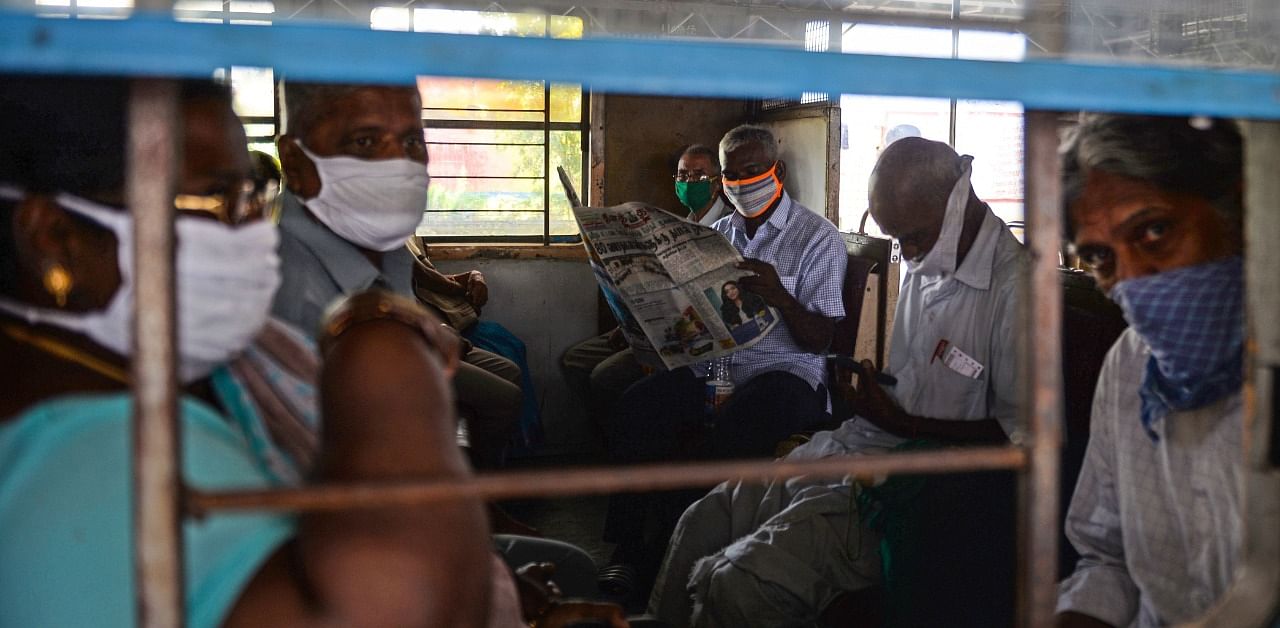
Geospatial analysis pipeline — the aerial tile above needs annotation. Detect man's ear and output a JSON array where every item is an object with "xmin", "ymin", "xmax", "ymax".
[
  {"xmin": 277, "ymin": 134, "xmax": 320, "ymax": 199},
  {"xmin": 775, "ymin": 160, "xmax": 787, "ymax": 184}
]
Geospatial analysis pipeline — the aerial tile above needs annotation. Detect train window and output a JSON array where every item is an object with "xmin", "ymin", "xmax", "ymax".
[
  {"xmin": 838, "ymin": 24, "xmax": 1026, "ymax": 235},
  {"xmin": 32, "ymin": 0, "xmax": 132, "ymax": 20},
  {"xmin": 227, "ymin": 66, "xmax": 276, "ymax": 156},
  {"xmin": 373, "ymin": 7, "xmax": 588, "ymax": 244}
]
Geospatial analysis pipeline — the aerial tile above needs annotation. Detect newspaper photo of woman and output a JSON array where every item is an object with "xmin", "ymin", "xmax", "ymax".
[{"xmin": 718, "ymin": 281, "xmax": 767, "ymax": 329}]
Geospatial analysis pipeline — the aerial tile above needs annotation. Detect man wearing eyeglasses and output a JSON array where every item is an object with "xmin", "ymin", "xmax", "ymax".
[
  {"xmin": 600, "ymin": 124, "xmax": 847, "ymax": 602},
  {"xmin": 560, "ymin": 142, "xmax": 731, "ymax": 445},
  {"xmin": 674, "ymin": 144, "xmax": 729, "ymax": 226}
]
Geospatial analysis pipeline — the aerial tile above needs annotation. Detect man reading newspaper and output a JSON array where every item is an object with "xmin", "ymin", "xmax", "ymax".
[{"xmin": 596, "ymin": 125, "xmax": 847, "ymax": 602}]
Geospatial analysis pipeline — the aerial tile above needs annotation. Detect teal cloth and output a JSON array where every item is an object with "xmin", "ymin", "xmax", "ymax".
[
  {"xmin": 856, "ymin": 439, "xmax": 937, "ymax": 628},
  {"xmin": 463, "ymin": 319, "xmax": 543, "ymax": 449},
  {"xmin": 0, "ymin": 393, "xmax": 295, "ymax": 628}
]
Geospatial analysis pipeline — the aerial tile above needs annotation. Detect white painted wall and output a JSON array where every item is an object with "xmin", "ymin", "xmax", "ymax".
[
  {"xmin": 433, "ymin": 257, "xmax": 602, "ymax": 454},
  {"xmin": 762, "ymin": 115, "xmax": 832, "ymax": 216}
]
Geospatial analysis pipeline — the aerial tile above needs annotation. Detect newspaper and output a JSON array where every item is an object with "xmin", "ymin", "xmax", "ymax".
[{"xmin": 573, "ymin": 203, "xmax": 780, "ymax": 370}]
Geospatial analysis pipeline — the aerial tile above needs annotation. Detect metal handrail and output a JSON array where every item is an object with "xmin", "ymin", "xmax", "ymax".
[{"xmin": 187, "ymin": 446, "xmax": 1028, "ymax": 516}]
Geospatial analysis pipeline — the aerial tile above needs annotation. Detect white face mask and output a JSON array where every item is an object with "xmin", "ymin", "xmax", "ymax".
[
  {"xmin": 0, "ymin": 189, "xmax": 281, "ymax": 383},
  {"xmin": 904, "ymin": 156, "xmax": 973, "ymax": 278},
  {"xmin": 296, "ymin": 141, "xmax": 429, "ymax": 252}
]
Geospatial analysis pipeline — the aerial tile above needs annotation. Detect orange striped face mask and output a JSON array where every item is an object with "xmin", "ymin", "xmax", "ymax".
[{"xmin": 722, "ymin": 162, "xmax": 782, "ymax": 218}]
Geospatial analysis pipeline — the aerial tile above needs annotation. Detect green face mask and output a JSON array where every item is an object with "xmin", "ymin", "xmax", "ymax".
[{"xmin": 675, "ymin": 179, "xmax": 714, "ymax": 215}]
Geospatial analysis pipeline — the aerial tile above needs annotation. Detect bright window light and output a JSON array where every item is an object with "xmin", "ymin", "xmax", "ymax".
[
  {"xmin": 172, "ymin": 0, "xmax": 221, "ymax": 11},
  {"xmin": 228, "ymin": 1, "xmax": 274, "ymax": 14},
  {"xmin": 843, "ymin": 24, "xmax": 951, "ymax": 58},
  {"xmin": 958, "ymin": 30, "xmax": 1026, "ymax": 61},
  {"xmin": 370, "ymin": 7, "xmax": 411, "ymax": 32},
  {"xmin": 75, "ymin": 0, "xmax": 133, "ymax": 9}
]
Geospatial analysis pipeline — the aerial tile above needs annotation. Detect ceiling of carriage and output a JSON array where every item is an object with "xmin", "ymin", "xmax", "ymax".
[
  {"xmin": 261, "ymin": 0, "xmax": 1279, "ymax": 68},
  {"xmin": 12, "ymin": 0, "xmax": 1278, "ymax": 69}
]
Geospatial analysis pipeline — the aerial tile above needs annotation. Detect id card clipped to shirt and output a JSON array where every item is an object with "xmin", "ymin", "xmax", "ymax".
[{"xmin": 931, "ymin": 339, "xmax": 984, "ymax": 379}]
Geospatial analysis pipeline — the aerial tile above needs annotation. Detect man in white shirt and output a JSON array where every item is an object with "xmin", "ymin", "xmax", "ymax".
[
  {"xmin": 1055, "ymin": 114, "xmax": 1249, "ymax": 627},
  {"xmin": 648, "ymin": 137, "xmax": 1026, "ymax": 627}
]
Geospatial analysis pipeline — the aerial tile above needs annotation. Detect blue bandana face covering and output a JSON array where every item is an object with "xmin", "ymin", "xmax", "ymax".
[{"xmin": 1110, "ymin": 256, "xmax": 1244, "ymax": 440}]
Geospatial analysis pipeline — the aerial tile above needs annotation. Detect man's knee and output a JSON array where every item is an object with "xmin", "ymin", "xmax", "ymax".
[
  {"xmin": 695, "ymin": 557, "xmax": 812, "ymax": 628},
  {"xmin": 589, "ymin": 349, "xmax": 644, "ymax": 397},
  {"xmin": 455, "ymin": 363, "xmax": 522, "ymax": 429},
  {"xmin": 561, "ymin": 333, "xmax": 613, "ymax": 373},
  {"xmin": 465, "ymin": 348, "xmax": 522, "ymax": 388}
]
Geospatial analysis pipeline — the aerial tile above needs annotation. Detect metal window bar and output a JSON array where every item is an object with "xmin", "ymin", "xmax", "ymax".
[
  {"xmin": 420, "ymin": 86, "xmax": 588, "ymax": 244},
  {"xmin": 128, "ymin": 78, "xmax": 184, "ymax": 628},
  {"xmin": 2, "ymin": 9, "xmax": 1255, "ymax": 628}
]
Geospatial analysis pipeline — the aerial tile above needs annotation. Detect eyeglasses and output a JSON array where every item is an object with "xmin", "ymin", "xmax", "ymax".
[
  {"xmin": 673, "ymin": 172, "xmax": 720, "ymax": 183},
  {"xmin": 175, "ymin": 180, "xmax": 275, "ymax": 226}
]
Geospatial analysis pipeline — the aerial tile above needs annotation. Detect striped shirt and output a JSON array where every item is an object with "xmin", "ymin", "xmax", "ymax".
[{"xmin": 696, "ymin": 192, "xmax": 846, "ymax": 390}]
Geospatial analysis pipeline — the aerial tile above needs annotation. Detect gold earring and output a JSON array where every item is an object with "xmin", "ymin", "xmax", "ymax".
[{"xmin": 43, "ymin": 263, "xmax": 73, "ymax": 307}]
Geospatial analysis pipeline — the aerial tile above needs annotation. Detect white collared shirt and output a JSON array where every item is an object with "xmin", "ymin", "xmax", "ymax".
[
  {"xmin": 807, "ymin": 206, "xmax": 1026, "ymax": 455},
  {"xmin": 696, "ymin": 196, "xmax": 729, "ymax": 226}
]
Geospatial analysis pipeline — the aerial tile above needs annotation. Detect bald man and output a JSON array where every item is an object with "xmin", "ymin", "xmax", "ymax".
[{"xmin": 649, "ymin": 137, "xmax": 1027, "ymax": 627}]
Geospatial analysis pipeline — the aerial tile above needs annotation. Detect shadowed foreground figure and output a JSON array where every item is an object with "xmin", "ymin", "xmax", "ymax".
[{"xmin": 0, "ymin": 76, "xmax": 493, "ymax": 628}]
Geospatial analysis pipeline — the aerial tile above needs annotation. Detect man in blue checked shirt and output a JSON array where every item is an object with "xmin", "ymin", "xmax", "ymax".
[
  {"xmin": 600, "ymin": 124, "xmax": 848, "ymax": 600},
  {"xmin": 1056, "ymin": 115, "xmax": 1256, "ymax": 628}
]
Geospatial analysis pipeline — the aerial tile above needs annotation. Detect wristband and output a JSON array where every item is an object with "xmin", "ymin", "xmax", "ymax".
[{"xmin": 319, "ymin": 289, "xmax": 452, "ymax": 358}]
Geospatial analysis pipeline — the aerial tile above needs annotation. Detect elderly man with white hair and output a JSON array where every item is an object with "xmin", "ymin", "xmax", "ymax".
[{"xmin": 649, "ymin": 136, "xmax": 1026, "ymax": 627}]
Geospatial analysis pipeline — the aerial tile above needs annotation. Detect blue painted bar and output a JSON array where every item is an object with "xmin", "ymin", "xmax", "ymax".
[{"xmin": 0, "ymin": 10, "xmax": 1278, "ymax": 118}]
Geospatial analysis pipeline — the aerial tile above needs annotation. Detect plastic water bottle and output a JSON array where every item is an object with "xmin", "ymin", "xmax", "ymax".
[{"xmin": 704, "ymin": 356, "xmax": 735, "ymax": 421}]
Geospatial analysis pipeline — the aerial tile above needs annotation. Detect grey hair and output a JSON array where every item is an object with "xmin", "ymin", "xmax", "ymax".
[
  {"xmin": 719, "ymin": 124, "xmax": 778, "ymax": 164},
  {"xmin": 278, "ymin": 80, "xmax": 422, "ymax": 140},
  {"xmin": 680, "ymin": 144, "xmax": 721, "ymax": 173},
  {"xmin": 277, "ymin": 80, "xmax": 363, "ymax": 139},
  {"xmin": 1060, "ymin": 113, "xmax": 1243, "ymax": 239}
]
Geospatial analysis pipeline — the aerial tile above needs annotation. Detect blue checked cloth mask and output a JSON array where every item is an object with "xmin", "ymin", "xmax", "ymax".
[{"xmin": 1110, "ymin": 256, "xmax": 1244, "ymax": 441}]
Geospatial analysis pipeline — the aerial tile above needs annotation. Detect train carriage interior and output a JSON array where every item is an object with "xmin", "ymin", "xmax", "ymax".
[{"xmin": 0, "ymin": 0, "xmax": 1277, "ymax": 626}]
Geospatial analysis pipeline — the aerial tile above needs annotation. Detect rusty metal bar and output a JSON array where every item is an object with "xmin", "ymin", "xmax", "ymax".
[
  {"xmin": 1017, "ymin": 109, "xmax": 1064, "ymax": 628},
  {"xmin": 188, "ymin": 446, "xmax": 1027, "ymax": 515},
  {"xmin": 1016, "ymin": 4, "xmax": 1067, "ymax": 625},
  {"xmin": 128, "ymin": 79, "xmax": 184, "ymax": 628}
]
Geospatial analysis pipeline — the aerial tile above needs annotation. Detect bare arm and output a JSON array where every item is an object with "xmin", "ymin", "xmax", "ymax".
[
  {"xmin": 413, "ymin": 257, "xmax": 468, "ymax": 298},
  {"xmin": 846, "ymin": 361, "xmax": 1008, "ymax": 444},
  {"xmin": 226, "ymin": 316, "xmax": 491, "ymax": 627}
]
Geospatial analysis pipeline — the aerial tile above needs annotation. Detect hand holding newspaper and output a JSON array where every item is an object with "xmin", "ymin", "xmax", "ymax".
[
  {"xmin": 558, "ymin": 168, "xmax": 780, "ymax": 370},
  {"xmin": 576, "ymin": 203, "xmax": 781, "ymax": 369}
]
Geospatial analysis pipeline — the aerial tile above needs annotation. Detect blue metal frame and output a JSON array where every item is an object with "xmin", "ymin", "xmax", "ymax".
[{"xmin": 0, "ymin": 10, "xmax": 1278, "ymax": 118}]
